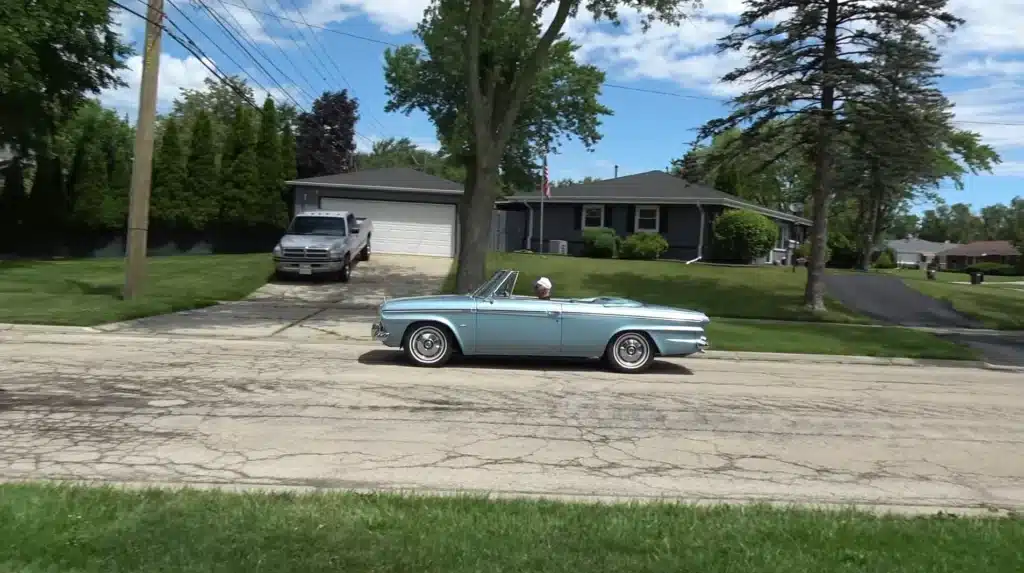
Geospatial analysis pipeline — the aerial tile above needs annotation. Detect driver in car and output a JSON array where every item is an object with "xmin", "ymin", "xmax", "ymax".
[{"xmin": 534, "ymin": 277, "xmax": 552, "ymax": 299}]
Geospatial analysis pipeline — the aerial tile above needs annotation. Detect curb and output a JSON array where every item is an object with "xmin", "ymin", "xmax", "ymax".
[{"xmin": 2, "ymin": 322, "xmax": 1022, "ymax": 373}]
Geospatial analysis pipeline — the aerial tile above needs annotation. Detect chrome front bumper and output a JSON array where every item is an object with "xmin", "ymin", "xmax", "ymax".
[
  {"xmin": 696, "ymin": 336, "xmax": 709, "ymax": 353},
  {"xmin": 371, "ymin": 322, "xmax": 389, "ymax": 341},
  {"xmin": 274, "ymin": 257, "xmax": 346, "ymax": 275}
]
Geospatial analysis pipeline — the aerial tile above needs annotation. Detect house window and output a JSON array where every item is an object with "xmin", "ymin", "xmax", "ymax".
[
  {"xmin": 634, "ymin": 205, "xmax": 659, "ymax": 232},
  {"xmin": 582, "ymin": 204, "xmax": 604, "ymax": 229}
]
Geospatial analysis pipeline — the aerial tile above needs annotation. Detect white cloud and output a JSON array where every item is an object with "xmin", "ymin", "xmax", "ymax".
[
  {"xmin": 101, "ymin": 53, "xmax": 215, "ymax": 117},
  {"xmin": 302, "ymin": 0, "xmax": 430, "ymax": 34},
  {"xmin": 992, "ymin": 160, "xmax": 1024, "ymax": 177}
]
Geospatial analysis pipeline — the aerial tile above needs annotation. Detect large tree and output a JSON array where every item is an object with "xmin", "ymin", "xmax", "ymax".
[
  {"xmin": 696, "ymin": 0, "xmax": 961, "ymax": 311},
  {"xmin": 151, "ymin": 117, "xmax": 187, "ymax": 231},
  {"xmin": 183, "ymin": 110, "xmax": 220, "ymax": 231},
  {"xmin": 356, "ymin": 137, "xmax": 467, "ymax": 184},
  {"xmin": 219, "ymin": 106, "xmax": 261, "ymax": 228},
  {"xmin": 255, "ymin": 97, "xmax": 288, "ymax": 228},
  {"xmin": 296, "ymin": 90, "xmax": 359, "ymax": 178},
  {"xmin": 0, "ymin": 0, "xmax": 131, "ymax": 152},
  {"xmin": 386, "ymin": 0, "xmax": 692, "ymax": 292}
]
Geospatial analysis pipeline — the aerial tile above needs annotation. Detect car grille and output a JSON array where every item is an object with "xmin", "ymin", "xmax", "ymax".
[{"xmin": 280, "ymin": 247, "xmax": 331, "ymax": 260}]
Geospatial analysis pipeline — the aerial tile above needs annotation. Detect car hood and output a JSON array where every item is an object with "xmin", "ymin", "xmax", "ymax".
[
  {"xmin": 380, "ymin": 294, "xmax": 473, "ymax": 311},
  {"xmin": 278, "ymin": 234, "xmax": 346, "ymax": 249}
]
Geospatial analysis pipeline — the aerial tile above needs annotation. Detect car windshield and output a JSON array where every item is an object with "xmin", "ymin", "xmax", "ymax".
[
  {"xmin": 287, "ymin": 216, "xmax": 347, "ymax": 236},
  {"xmin": 470, "ymin": 271, "xmax": 506, "ymax": 298}
]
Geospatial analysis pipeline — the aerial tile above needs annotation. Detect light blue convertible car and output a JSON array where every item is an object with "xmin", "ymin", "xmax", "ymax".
[{"xmin": 370, "ymin": 269, "xmax": 710, "ymax": 373}]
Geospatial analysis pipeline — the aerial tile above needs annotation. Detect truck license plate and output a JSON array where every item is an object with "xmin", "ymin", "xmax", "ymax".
[{"xmin": 299, "ymin": 264, "xmax": 312, "ymax": 275}]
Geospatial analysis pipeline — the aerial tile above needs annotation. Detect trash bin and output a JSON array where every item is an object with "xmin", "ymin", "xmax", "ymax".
[
  {"xmin": 926, "ymin": 269, "xmax": 936, "ymax": 280},
  {"xmin": 970, "ymin": 271, "xmax": 981, "ymax": 285},
  {"xmin": 978, "ymin": 272, "xmax": 985, "ymax": 284}
]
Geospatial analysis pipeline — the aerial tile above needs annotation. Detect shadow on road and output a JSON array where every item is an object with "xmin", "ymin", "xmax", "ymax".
[{"xmin": 357, "ymin": 349, "xmax": 694, "ymax": 375}]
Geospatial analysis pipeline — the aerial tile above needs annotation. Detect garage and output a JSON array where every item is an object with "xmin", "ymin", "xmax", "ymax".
[
  {"xmin": 318, "ymin": 197, "xmax": 456, "ymax": 258},
  {"xmin": 289, "ymin": 167, "xmax": 464, "ymax": 259}
]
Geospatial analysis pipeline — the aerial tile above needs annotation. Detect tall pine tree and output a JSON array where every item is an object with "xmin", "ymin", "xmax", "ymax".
[
  {"xmin": 0, "ymin": 158, "xmax": 27, "ymax": 249},
  {"xmin": 219, "ymin": 105, "xmax": 260, "ymax": 229},
  {"xmin": 255, "ymin": 97, "xmax": 286, "ymax": 228},
  {"xmin": 151, "ymin": 117, "xmax": 187, "ymax": 231},
  {"xmin": 25, "ymin": 152, "xmax": 67, "ymax": 246},
  {"xmin": 280, "ymin": 121, "xmax": 297, "ymax": 217},
  {"xmin": 697, "ymin": 0, "xmax": 961, "ymax": 311},
  {"xmin": 183, "ymin": 109, "xmax": 219, "ymax": 231}
]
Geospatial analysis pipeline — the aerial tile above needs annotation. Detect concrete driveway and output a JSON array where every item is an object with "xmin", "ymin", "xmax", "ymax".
[
  {"xmin": 2, "ymin": 329, "xmax": 1022, "ymax": 514},
  {"xmin": 97, "ymin": 254, "xmax": 452, "ymax": 339}
]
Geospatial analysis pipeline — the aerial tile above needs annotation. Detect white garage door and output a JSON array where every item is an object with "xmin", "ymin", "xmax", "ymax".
[{"xmin": 318, "ymin": 198, "xmax": 455, "ymax": 257}]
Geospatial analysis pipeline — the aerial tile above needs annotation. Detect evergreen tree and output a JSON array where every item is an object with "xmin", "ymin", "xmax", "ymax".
[
  {"xmin": 151, "ymin": 117, "xmax": 187, "ymax": 231},
  {"xmin": 219, "ymin": 105, "xmax": 260, "ymax": 228},
  {"xmin": 68, "ymin": 139, "xmax": 112, "ymax": 230},
  {"xmin": 696, "ymin": 0, "xmax": 961, "ymax": 311},
  {"xmin": 255, "ymin": 97, "xmax": 286, "ymax": 228},
  {"xmin": 183, "ymin": 110, "xmax": 220, "ymax": 231},
  {"xmin": 0, "ymin": 158, "xmax": 28, "ymax": 248},
  {"xmin": 280, "ymin": 122, "xmax": 297, "ymax": 218},
  {"xmin": 24, "ymin": 152, "xmax": 67, "ymax": 244}
]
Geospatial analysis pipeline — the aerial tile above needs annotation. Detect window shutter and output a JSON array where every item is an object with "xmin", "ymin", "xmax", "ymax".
[
  {"xmin": 573, "ymin": 205, "xmax": 582, "ymax": 230},
  {"xmin": 660, "ymin": 207, "xmax": 669, "ymax": 234},
  {"xmin": 627, "ymin": 205, "xmax": 636, "ymax": 233},
  {"xmin": 603, "ymin": 205, "xmax": 611, "ymax": 229}
]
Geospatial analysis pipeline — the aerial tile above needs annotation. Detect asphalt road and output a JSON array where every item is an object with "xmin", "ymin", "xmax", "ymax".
[
  {"xmin": 1, "ymin": 330, "xmax": 1022, "ymax": 514},
  {"xmin": 823, "ymin": 273, "xmax": 983, "ymax": 328}
]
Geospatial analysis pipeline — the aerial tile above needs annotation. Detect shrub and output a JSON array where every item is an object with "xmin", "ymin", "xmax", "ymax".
[
  {"xmin": 582, "ymin": 227, "xmax": 618, "ymax": 258},
  {"xmin": 874, "ymin": 249, "xmax": 896, "ymax": 269},
  {"xmin": 964, "ymin": 262, "xmax": 1018, "ymax": 276},
  {"xmin": 620, "ymin": 232, "xmax": 669, "ymax": 260},
  {"xmin": 713, "ymin": 209, "xmax": 778, "ymax": 262}
]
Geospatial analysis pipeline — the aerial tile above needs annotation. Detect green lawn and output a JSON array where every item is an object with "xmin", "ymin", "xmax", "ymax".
[
  {"xmin": 1, "ymin": 484, "xmax": 1020, "ymax": 573},
  {"xmin": 708, "ymin": 319, "xmax": 975, "ymax": 359},
  {"xmin": 472, "ymin": 252, "xmax": 870, "ymax": 323},
  {"xmin": 0, "ymin": 254, "xmax": 272, "ymax": 326}
]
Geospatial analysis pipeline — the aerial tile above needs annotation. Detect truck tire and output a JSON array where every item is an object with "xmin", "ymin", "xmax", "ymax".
[
  {"xmin": 338, "ymin": 256, "xmax": 351, "ymax": 283},
  {"xmin": 359, "ymin": 237, "xmax": 371, "ymax": 262}
]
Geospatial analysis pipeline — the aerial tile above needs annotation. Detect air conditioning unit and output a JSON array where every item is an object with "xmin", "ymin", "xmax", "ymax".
[{"xmin": 549, "ymin": 239, "xmax": 568, "ymax": 255}]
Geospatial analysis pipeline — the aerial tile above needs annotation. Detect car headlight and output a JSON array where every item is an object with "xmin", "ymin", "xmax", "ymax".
[{"xmin": 272, "ymin": 244, "xmax": 282, "ymax": 256}]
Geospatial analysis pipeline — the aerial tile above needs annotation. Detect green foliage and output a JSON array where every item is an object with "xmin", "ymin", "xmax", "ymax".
[
  {"xmin": 24, "ymin": 153, "xmax": 67, "ymax": 241},
  {"xmin": 0, "ymin": 159, "xmax": 28, "ymax": 232},
  {"xmin": 713, "ymin": 210, "xmax": 779, "ymax": 262},
  {"xmin": 183, "ymin": 110, "xmax": 219, "ymax": 231},
  {"xmin": 67, "ymin": 138, "xmax": 112, "ymax": 230},
  {"xmin": 296, "ymin": 90, "xmax": 359, "ymax": 178},
  {"xmin": 873, "ymin": 249, "xmax": 896, "ymax": 269},
  {"xmin": 280, "ymin": 123, "xmax": 297, "ymax": 183},
  {"xmin": 581, "ymin": 227, "xmax": 618, "ymax": 258},
  {"xmin": 151, "ymin": 117, "xmax": 187, "ymax": 230},
  {"xmin": 255, "ymin": 98, "xmax": 287, "ymax": 228},
  {"xmin": 793, "ymin": 240, "xmax": 831, "ymax": 263},
  {"xmin": 964, "ymin": 262, "xmax": 1019, "ymax": 277},
  {"xmin": 619, "ymin": 232, "xmax": 668, "ymax": 260},
  {"xmin": 356, "ymin": 137, "xmax": 465, "ymax": 184},
  {"xmin": 219, "ymin": 106, "xmax": 261, "ymax": 227},
  {"xmin": 0, "ymin": 0, "xmax": 132, "ymax": 151}
]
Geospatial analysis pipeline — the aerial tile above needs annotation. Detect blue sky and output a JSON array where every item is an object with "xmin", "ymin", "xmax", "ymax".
[{"xmin": 105, "ymin": 0, "xmax": 1024, "ymax": 213}]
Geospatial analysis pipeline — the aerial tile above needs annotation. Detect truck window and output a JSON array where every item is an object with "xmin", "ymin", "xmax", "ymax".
[
  {"xmin": 287, "ymin": 216, "xmax": 347, "ymax": 236},
  {"xmin": 347, "ymin": 214, "xmax": 357, "ymax": 231}
]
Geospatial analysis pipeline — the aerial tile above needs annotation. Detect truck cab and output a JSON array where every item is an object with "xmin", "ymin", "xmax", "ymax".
[{"xmin": 272, "ymin": 210, "xmax": 372, "ymax": 282}]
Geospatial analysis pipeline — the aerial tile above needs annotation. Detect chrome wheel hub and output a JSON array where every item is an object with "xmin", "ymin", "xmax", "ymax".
[
  {"xmin": 615, "ymin": 335, "xmax": 648, "ymax": 366},
  {"xmin": 411, "ymin": 329, "xmax": 445, "ymax": 360}
]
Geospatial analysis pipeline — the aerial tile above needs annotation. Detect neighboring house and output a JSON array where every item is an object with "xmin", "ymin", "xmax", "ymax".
[
  {"xmin": 884, "ymin": 237, "xmax": 960, "ymax": 269},
  {"xmin": 288, "ymin": 167, "xmax": 464, "ymax": 258},
  {"xmin": 937, "ymin": 240, "xmax": 1021, "ymax": 270},
  {"xmin": 495, "ymin": 170, "xmax": 812, "ymax": 262}
]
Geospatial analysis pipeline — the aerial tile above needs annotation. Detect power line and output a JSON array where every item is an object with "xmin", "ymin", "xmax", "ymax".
[{"xmin": 112, "ymin": 0, "xmax": 262, "ymax": 112}]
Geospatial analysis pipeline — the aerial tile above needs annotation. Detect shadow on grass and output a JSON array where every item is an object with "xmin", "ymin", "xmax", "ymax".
[
  {"xmin": 63, "ymin": 279, "xmax": 123, "ymax": 298},
  {"xmin": 358, "ymin": 349, "xmax": 694, "ymax": 374}
]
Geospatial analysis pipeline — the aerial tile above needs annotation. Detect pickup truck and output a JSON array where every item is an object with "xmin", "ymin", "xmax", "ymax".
[{"xmin": 272, "ymin": 210, "xmax": 373, "ymax": 282}]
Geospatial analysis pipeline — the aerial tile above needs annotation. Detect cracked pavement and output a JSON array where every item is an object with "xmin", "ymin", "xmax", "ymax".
[{"xmin": 1, "ymin": 329, "xmax": 1022, "ymax": 514}]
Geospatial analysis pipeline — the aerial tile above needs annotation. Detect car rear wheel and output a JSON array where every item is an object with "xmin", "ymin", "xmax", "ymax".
[
  {"xmin": 360, "ymin": 237, "xmax": 371, "ymax": 262},
  {"xmin": 403, "ymin": 323, "xmax": 454, "ymax": 367},
  {"xmin": 605, "ymin": 331, "xmax": 654, "ymax": 373}
]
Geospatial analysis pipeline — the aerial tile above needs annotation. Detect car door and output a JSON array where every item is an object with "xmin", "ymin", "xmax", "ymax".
[{"xmin": 474, "ymin": 297, "xmax": 563, "ymax": 356}]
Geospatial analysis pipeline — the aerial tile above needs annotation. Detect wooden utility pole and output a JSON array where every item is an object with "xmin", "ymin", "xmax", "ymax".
[{"xmin": 123, "ymin": 0, "xmax": 164, "ymax": 299}]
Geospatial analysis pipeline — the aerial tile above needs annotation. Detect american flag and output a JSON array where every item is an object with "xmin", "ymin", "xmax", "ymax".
[{"xmin": 542, "ymin": 162, "xmax": 550, "ymax": 197}]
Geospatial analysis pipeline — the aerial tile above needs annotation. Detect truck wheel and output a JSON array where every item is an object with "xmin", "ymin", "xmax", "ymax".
[
  {"xmin": 338, "ymin": 257, "xmax": 351, "ymax": 283},
  {"xmin": 360, "ymin": 238, "xmax": 371, "ymax": 262}
]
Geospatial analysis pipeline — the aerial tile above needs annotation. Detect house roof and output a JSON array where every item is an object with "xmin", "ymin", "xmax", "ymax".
[
  {"xmin": 886, "ymin": 238, "xmax": 960, "ymax": 254},
  {"xmin": 501, "ymin": 170, "xmax": 812, "ymax": 225},
  {"xmin": 287, "ymin": 167, "xmax": 464, "ymax": 194},
  {"xmin": 938, "ymin": 240, "xmax": 1021, "ymax": 257}
]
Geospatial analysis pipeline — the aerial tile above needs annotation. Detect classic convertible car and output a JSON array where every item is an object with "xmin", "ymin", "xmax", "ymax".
[{"xmin": 370, "ymin": 269, "xmax": 710, "ymax": 372}]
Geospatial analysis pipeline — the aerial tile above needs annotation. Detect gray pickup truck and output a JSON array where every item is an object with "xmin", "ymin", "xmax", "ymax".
[{"xmin": 272, "ymin": 210, "xmax": 373, "ymax": 282}]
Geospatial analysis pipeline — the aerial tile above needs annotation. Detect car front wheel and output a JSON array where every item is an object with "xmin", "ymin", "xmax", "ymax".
[
  {"xmin": 605, "ymin": 331, "xmax": 654, "ymax": 373},
  {"xmin": 403, "ymin": 323, "xmax": 454, "ymax": 367},
  {"xmin": 337, "ymin": 256, "xmax": 351, "ymax": 282}
]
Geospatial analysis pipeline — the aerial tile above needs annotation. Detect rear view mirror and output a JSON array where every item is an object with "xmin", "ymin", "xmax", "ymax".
[{"xmin": 350, "ymin": 226, "xmax": 360, "ymax": 234}]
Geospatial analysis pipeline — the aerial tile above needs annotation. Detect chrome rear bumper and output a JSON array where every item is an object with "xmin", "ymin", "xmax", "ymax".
[{"xmin": 371, "ymin": 322, "xmax": 389, "ymax": 340}]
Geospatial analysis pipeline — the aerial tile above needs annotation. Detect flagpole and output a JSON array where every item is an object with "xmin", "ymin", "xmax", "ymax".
[{"xmin": 539, "ymin": 154, "xmax": 547, "ymax": 253}]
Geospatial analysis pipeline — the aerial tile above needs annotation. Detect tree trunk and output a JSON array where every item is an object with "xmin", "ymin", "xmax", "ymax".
[
  {"xmin": 802, "ymin": 0, "xmax": 840, "ymax": 313},
  {"xmin": 453, "ymin": 157, "xmax": 499, "ymax": 293}
]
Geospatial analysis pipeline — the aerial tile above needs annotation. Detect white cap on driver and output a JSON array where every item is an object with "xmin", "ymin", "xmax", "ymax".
[{"xmin": 535, "ymin": 277, "xmax": 552, "ymax": 290}]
